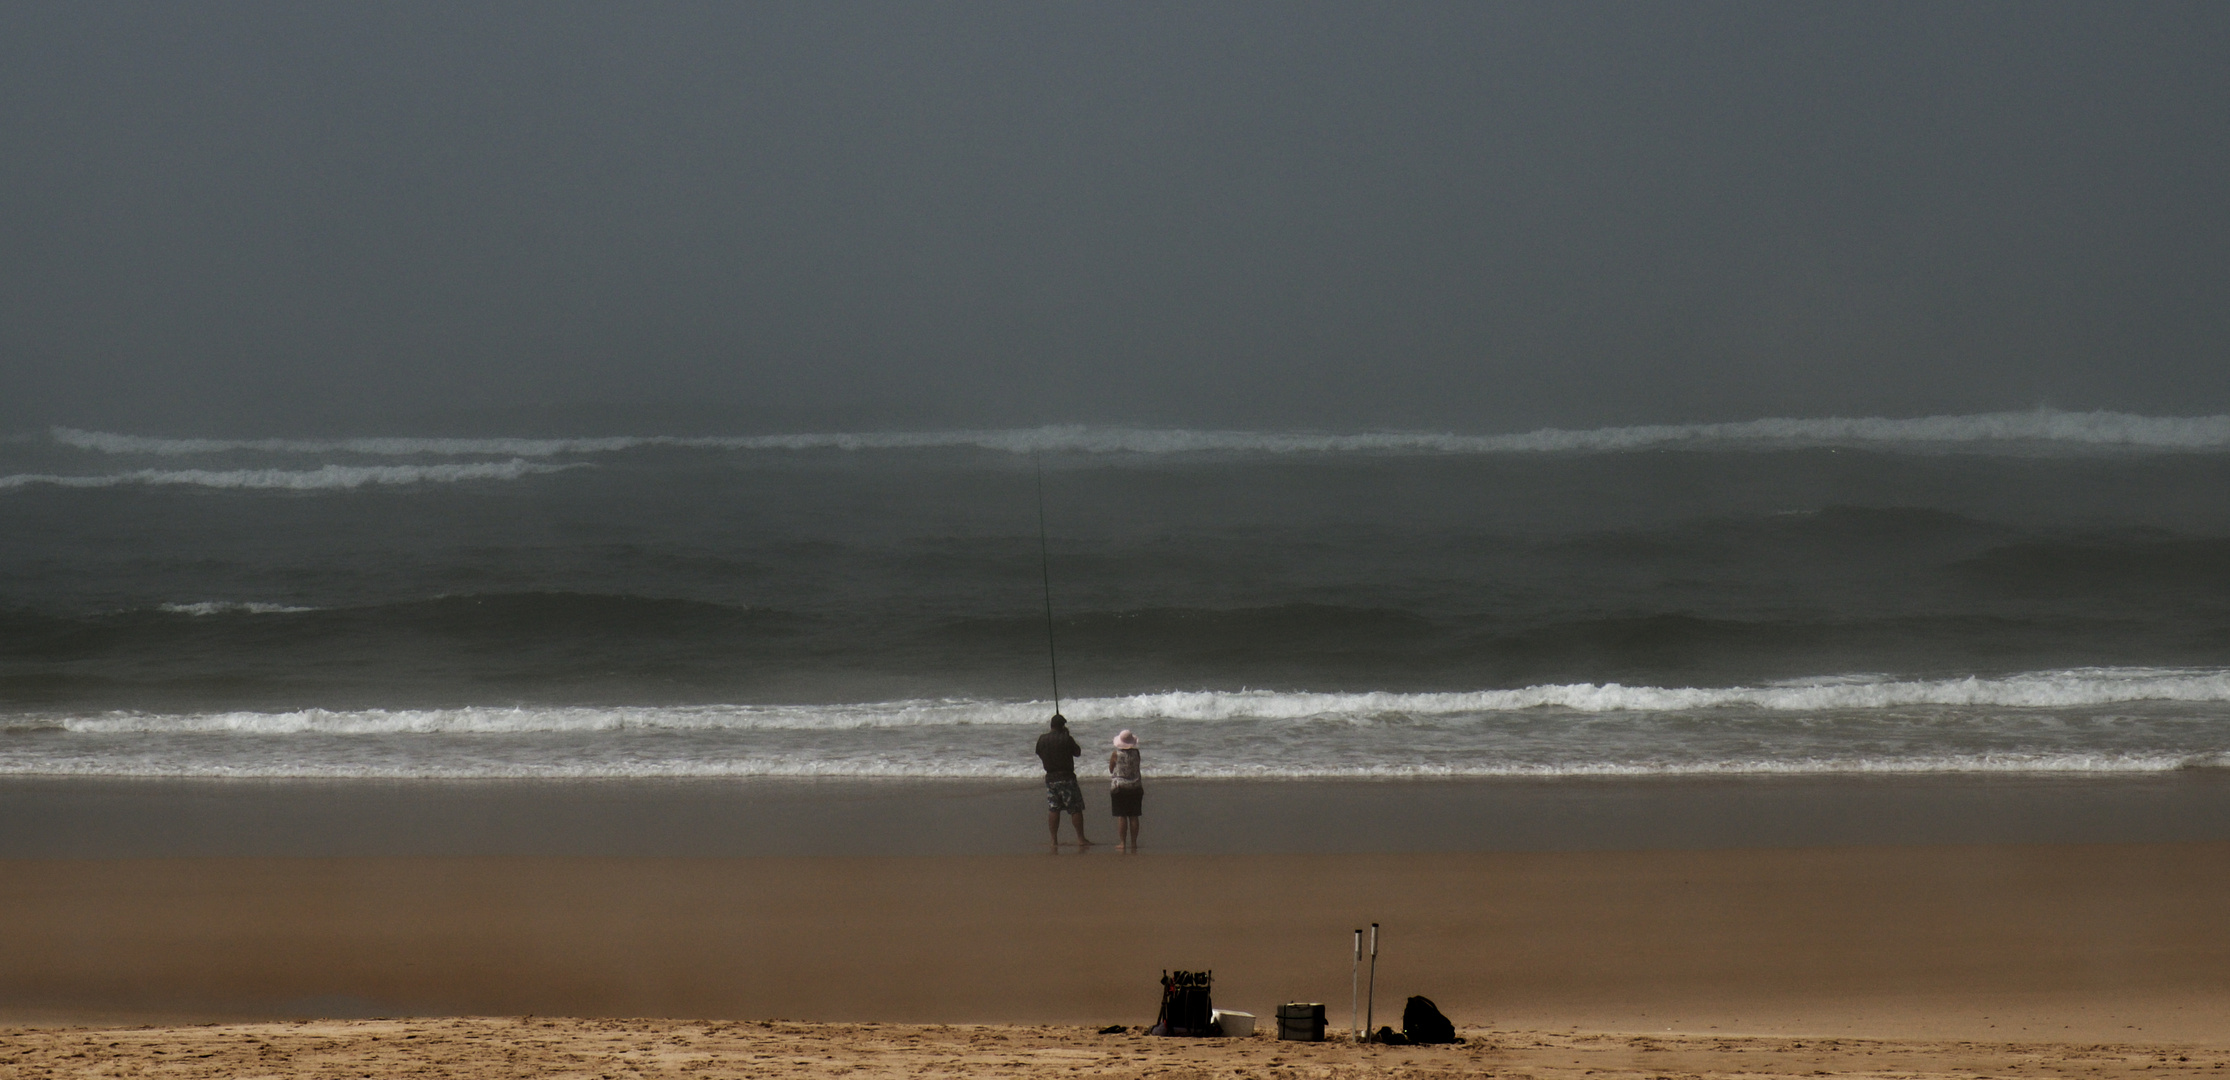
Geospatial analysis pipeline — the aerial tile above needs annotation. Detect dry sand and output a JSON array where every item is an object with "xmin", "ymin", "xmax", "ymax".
[
  {"xmin": 5, "ymin": 842, "xmax": 2229, "ymax": 1042},
  {"xmin": 7, "ymin": 1018, "xmax": 2230, "ymax": 1080}
]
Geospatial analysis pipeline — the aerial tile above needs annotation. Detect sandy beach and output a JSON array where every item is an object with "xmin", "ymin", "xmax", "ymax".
[
  {"xmin": 5, "ymin": 841, "xmax": 2227, "ymax": 1042},
  {"xmin": 10, "ymin": 1018, "xmax": 2230, "ymax": 1080},
  {"xmin": 8, "ymin": 778, "xmax": 2229, "ymax": 1079}
]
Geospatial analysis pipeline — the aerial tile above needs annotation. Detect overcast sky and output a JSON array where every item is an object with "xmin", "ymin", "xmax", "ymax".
[{"xmin": 3, "ymin": 2, "xmax": 2226, "ymax": 434}]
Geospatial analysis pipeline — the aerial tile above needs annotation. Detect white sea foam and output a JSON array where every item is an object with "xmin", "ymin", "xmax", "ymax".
[
  {"xmin": 0, "ymin": 759, "xmax": 1038, "ymax": 780},
  {"xmin": 50, "ymin": 702, "xmax": 1037, "ymax": 736},
  {"xmin": 1118, "ymin": 752, "xmax": 2230, "ymax": 780},
  {"xmin": 47, "ymin": 410, "xmax": 2230, "ymax": 460},
  {"xmin": 0, "ymin": 459, "xmax": 579, "ymax": 492}
]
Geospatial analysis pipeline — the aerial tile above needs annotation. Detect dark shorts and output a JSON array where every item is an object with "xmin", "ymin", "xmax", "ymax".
[
  {"xmin": 1110, "ymin": 784, "xmax": 1143, "ymax": 817},
  {"xmin": 1044, "ymin": 776, "xmax": 1085, "ymax": 814}
]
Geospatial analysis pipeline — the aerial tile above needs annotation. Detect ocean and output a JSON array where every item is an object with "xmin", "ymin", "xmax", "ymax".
[{"xmin": 5, "ymin": 410, "xmax": 2229, "ymax": 782}]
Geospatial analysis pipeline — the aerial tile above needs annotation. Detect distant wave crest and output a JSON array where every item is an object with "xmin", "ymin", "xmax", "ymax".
[
  {"xmin": 156, "ymin": 601, "xmax": 318, "ymax": 616},
  {"xmin": 47, "ymin": 410, "xmax": 2230, "ymax": 460},
  {"xmin": 0, "ymin": 459, "xmax": 579, "ymax": 492}
]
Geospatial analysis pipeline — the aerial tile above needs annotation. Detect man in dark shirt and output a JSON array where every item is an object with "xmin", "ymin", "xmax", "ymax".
[{"xmin": 1034, "ymin": 714, "xmax": 1094, "ymax": 849}]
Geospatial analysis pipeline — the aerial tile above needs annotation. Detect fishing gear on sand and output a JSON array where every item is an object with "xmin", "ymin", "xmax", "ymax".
[{"xmin": 1150, "ymin": 970, "xmax": 1216, "ymax": 1037}]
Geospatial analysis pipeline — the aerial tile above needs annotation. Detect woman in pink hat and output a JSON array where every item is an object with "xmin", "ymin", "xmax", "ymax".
[{"xmin": 1108, "ymin": 729, "xmax": 1144, "ymax": 853}]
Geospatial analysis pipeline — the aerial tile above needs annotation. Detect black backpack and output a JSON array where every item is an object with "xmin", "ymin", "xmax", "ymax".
[{"xmin": 1401, "ymin": 995, "xmax": 1457, "ymax": 1044}]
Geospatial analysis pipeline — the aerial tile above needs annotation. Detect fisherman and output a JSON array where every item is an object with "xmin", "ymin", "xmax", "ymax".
[{"xmin": 1035, "ymin": 713, "xmax": 1093, "ymax": 849}]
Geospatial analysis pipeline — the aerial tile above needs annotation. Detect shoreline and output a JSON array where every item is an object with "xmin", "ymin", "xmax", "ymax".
[{"xmin": 6, "ymin": 771, "xmax": 2230, "ymax": 857}]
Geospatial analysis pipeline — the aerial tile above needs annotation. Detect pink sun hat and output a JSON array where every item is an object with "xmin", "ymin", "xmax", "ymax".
[{"xmin": 1113, "ymin": 730, "xmax": 1139, "ymax": 749}]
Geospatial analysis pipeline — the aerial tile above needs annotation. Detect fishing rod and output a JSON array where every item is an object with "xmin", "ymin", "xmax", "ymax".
[
  {"xmin": 1351, "ymin": 929, "xmax": 1363, "ymax": 1041},
  {"xmin": 1034, "ymin": 451, "xmax": 1061, "ymax": 714}
]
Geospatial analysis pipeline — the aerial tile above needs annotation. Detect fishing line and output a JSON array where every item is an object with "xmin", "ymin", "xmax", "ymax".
[{"xmin": 1034, "ymin": 451, "xmax": 1061, "ymax": 714}]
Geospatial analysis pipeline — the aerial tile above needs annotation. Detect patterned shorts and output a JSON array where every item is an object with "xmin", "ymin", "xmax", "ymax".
[{"xmin": 1044, "ymin": 776, "xmax": 1085, "ymax": 814}]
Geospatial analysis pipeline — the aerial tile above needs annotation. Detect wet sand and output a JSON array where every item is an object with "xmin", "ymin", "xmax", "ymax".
[
  {"xmin": 9, "ymin": 772, "xmax": 2230, "ymax": 856},
  {"xmin": 4, "ymin": 843, "xmax": 2228, "ymax": 1040}
]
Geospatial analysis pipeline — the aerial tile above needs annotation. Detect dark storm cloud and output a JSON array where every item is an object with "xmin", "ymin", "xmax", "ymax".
[{"xmin": 2, "ymin": 2, "xmax": 2226, "ymax": 433}]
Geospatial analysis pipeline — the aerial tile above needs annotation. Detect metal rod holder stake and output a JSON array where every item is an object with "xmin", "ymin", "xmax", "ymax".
[{"xmin": 1365, "ymin": 923, "xmax": 1379, "ymax": 1040}]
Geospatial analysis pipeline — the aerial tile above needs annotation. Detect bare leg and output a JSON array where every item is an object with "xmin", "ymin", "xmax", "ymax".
[
  {"xmin": 1047, "ymin": 809, "xmax": 1062, "ymax": 850},
  {"xmin": 1070, "ymin": 812, "xmax": 1094, "ymax": 847},
  {"xmin": 1119, "ymin": 815, "xmax": 1140, "ymax": 852}
]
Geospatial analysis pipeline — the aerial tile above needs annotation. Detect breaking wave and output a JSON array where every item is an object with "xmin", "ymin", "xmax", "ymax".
[
  {"xmin": 46, "ymin": 410, "xmax": 2230, "ymax": 460},
  {"xmin": 1081, "ymin": 668, "xmax": 2230, "ymax": 718},
  {"xmin": 1, "ymin": 752, "xmax": 2220, "ymax": 781},
  {"xmin": 9, "ymin": 667, "xmax": 2229, "ymax": 779},
  {"xmin": 33, "ymin": 667, "xmax": 2230, "ymax": 736},
  {"xmin": 0, "ymin": 459, "xmax": 579, "ymax": 491}
]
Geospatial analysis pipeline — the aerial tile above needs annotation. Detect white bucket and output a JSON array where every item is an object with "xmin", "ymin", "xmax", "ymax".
[{"xmin": 1212, "ymin": 1010, "xmax": 1256, "ymax": 1037}]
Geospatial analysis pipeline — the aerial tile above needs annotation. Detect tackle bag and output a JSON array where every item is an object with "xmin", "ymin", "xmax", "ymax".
[{"xmin": 1401, "ymin": 995, "xmax": 1457, "ymax": 1044}]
